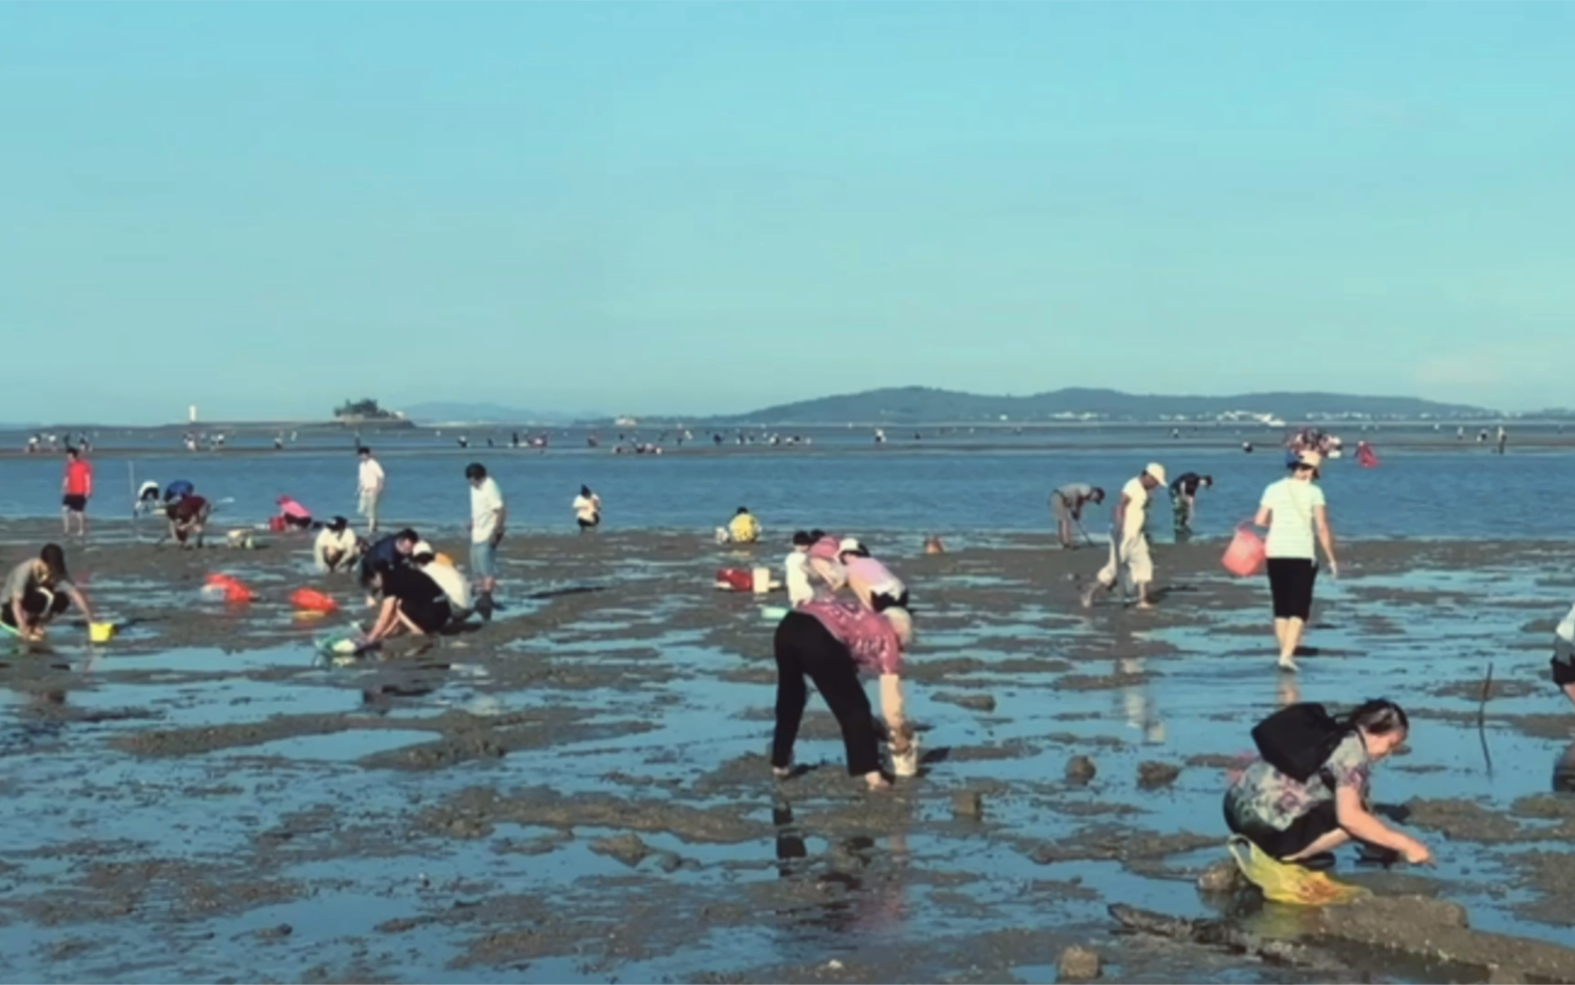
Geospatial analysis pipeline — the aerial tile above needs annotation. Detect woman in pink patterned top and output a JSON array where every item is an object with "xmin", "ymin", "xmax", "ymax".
[{"xmin": 771, "ymin": 590, "xmax": 912, "ymax": 791}]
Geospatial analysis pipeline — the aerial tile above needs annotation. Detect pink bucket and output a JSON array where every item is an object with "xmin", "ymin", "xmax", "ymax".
[{"xmin": 1222, "ymin": 523, "xmax": 1266, "ymax": 577}]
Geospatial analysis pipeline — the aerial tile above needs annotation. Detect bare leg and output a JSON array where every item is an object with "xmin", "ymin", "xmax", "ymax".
[
  {"xmin": 1133, "ymin": 581, "xmax": 1153, "ymax": 610},
  {"xmin": 1562, "ymin": 684, "xmax": 1575, "ymax": 711},
  {"xmin": 61, "ymin": 508, "xmax": 69, "ymax": 535},
  {"xmin": 1283, "ymin": 827, "xmax": 1350, "ymax": 862},
  {"xmin": 1281, "ymin": 616, "xmax": 1306, "ymax": 662}
]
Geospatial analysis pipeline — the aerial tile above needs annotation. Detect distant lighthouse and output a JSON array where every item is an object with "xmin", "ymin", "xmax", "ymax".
[{"xmin": 189, "ymin": 404, "xmax": 198, "ymax": 423}]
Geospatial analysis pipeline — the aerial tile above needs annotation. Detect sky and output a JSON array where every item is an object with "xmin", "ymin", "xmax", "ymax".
[{"xmin": 5, "ymin": 3, "xmax": 1575, "ymax": 424}]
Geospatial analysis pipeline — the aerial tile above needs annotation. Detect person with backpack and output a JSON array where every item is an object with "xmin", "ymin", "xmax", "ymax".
[
  {"xmin": 1255, "ymin": 450, "xmax": 1338, "ymax": 672},
  {"xmin": 1225, "ymin": 700, "xmax": 1431, "ymax": 867}
]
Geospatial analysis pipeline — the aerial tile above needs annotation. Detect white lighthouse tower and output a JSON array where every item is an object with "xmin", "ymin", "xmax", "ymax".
[{"xmin": 189, "ymin": 405, "xmax": 198, "ymax": 424}]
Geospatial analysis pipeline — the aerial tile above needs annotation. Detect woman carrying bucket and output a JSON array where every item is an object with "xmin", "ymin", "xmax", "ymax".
[{"xmin": 1255, "ymin": 450, "xmax": 1338, "ymax": 673}]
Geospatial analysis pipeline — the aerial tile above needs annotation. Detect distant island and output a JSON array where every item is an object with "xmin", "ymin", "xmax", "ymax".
[
  {"xmin": 333, "ymin": 398, "xmax": 404, "ymax": 423},
  {"xmin": 663, "ymin": 387, "xmax": 1501, "ymax": 426}
]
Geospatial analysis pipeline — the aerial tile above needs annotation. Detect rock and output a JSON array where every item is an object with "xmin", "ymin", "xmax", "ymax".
[
  {"xmin": 1066, "ymin": 755, "xmax": 1097, "ymax": 786},
  {"xmin": 589, "ymin": 833, "xmax": 650, "ymax": 868},
  {"xmin": 254, "ymin": 923, "xmax": 293, "ymax": 940},
  {"xmin": 956, "ymin": 694, "xmax": 997, "ymax": 713},
  {"xmin": 951, "ymin": 791, "xmax": 983, "ymax": 818},
  {"xmin": 1137, "ymin": 761, "xmax": 1182, "ymax": 789},
  {"xmin": 1057, "ymin": 945, "xmax": 1102, "ymax": 980},
  {"xmin": 656, "ymin": 851, "xmax": 684, "ymax": 873},
  {"xmin": 1196, "ymin": 859, "xmax": 1242, "ymax": 894}
]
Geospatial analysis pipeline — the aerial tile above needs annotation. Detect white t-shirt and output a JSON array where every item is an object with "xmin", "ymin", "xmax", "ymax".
[
  {"xmin": 1118, "ymin": 477, "xmax": 1149, "ymax": 541},
  {"xmin": 313, "ymin": 527, "xmax": 359, "ymax": 570},
  {"xmin": 421, "ymin": 560, "xmax": 472, "ymax": 611},
  {"xmin": 470, "ymin": 477, "xmax": 505, "ymax": 544},
  {"xmin": 785, "ymin": 551, "xmax": 813, "ymax": 606},
  {"xmin": 573, "ymin": 494, "xmax": 600, "ymax": 523},
  {"xmin": 1260, "ymin": 478, "xmax": 1327, "ymax": 559},
  {"xmin": 358, "ymin": 458, "xmax": 385, "ymax": 493}
]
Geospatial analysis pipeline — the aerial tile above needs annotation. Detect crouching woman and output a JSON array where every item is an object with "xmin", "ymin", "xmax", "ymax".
[{"xmin": 1224, "ymin": 699, "xmax": 1431, "ymax": 866}]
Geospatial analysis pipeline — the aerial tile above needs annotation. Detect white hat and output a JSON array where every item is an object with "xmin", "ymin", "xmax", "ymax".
[
  {"xmin": 838, "ymin": 537, "xmax": 866, "ymax": 555},
  {"xmin": 412, "ymin": 540, "xmax": 435, "ymax": 557},
  {"xmin": 1144, "ymin": 463, "xmax": 1167, "ymax": 485}
]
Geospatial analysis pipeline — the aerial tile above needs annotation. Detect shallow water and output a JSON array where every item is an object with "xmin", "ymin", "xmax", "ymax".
[
  {"xmin": 3, "ymin": 530, "xmax": 1575, "ymax": 981},
  {"xmin": 1, "ymin": 426, "xmax": 1571, "ymax": 541}
]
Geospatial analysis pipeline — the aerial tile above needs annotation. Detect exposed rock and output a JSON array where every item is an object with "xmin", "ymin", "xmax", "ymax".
[
  {"xmin": 589, "ymin": 833, "xmax": 650, "ymax": 868},
  {"xmin": 951, "ymin": 791, "xmax": 984, "ymax": 818},
  {"xmin": 1137, "ymin": 761, "xmax": 1182, "ymax": 789},
  {"xmin": 1066, "ymin": 755, "xmax": 1097, "ymax": 786},
  {"xmin": 1195, "ymin": 859, "xmax": 1242, "ymax": 894},
  {"xmin": 1057, "ymin": 945, "xmax": 1102, "ymax": 980}
]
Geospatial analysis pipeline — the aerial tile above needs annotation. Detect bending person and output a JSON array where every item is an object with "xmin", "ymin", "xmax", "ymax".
[
  {"xmin": 838, "ymin": 539, "xmax": 909, "ymax": 612},
  {"xmin": 2, "ymin": 544, "xmax": 94, "ymax": 641},
  {"xmin": 770, "ymin": 597, "xmax": 912, "ymax": 791},
  {"xmin": 165, "ymin": 493, "xmax": 211, "ymax": 548},
  {"xmin": 363, "ymin": 564, "xmax": 453, "ymax": 643},
  {"xmin": 1051, "ymin": 484, "xmax": 1104, "ymax": 550},
  {"xmin": 275, "ymin": 495, "xmax": 313, "ymax": 531},
  {"xmin": 413, "ymin": 540, "xmax": 472, "ymax": 622},
  {"xmin": 1225, "ymin": 700, "xmax": 1429, "ymax": 867}
]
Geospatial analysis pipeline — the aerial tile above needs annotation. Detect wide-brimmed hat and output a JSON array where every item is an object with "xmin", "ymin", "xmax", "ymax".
[{"xmin": 1144, "ymin": 463, "xmax": 1167, "ymax": 485}]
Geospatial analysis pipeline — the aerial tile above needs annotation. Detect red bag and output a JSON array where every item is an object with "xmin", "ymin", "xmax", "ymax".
[
  {"xmin": 715, "ymin": 568, "xmax": 753, "ymax": 592},
  {"xmin": 1222, "ymin": 523, "xmax": 1266, "ymax": 577}
]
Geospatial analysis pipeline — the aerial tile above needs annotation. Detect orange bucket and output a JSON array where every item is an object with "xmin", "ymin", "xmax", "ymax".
[{"xmin": 290, "ymin": 588, "xmax": 339, "ymax": 614}]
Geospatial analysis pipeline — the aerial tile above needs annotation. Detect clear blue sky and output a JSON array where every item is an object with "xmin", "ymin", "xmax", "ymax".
[{"xmin": 5, "ymin": 3, "xmax": 1574, "ymax": 423}]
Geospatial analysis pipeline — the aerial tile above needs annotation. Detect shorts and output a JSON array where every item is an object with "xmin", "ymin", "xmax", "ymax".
[
  {"xmin": 470, "ymin": 540, "xmax": 498, "ymax": 580},
  {"xmin": 62, "ymin": 494, "xmax": 87, "ymax": 512},
  {"xmin": 1224, "ymin": 796, "xmax": 1338, "ymax": 860},
  {"xmin": 1267, "ymin": 558, "xmax": 1317, "ymax": 620},
  {"xmin": 403, "ymin": 596, "xmax": 452, "ymax": 635},
  {"xmin": 578, "ymin": 515, "xmax": 600, "ymax": 529},
  {"xmin": 1553, "ymin": 654, "xmax": 1575, "ymax": 688},
  {"xmin": 872, "ymin": 590, "xmax": 910, "ymax": 613},
  {"xmin": 283, "ymin": 514, "xmax": 312, "ymax": 531},
  {"xmin": 1051, "ymin": 494, "xmax": 1072, "ymax": 523}
]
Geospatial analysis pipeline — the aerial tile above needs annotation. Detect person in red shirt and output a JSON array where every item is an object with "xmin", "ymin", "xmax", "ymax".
[{"xmin": 61, "ymin": 447, "xmax": 93, "ymax": 537}]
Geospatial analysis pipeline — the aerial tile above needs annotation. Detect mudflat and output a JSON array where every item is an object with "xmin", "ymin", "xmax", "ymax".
[{"xmin": 3, "ymin": 520, "xmax": 1574, "ymax": 982}]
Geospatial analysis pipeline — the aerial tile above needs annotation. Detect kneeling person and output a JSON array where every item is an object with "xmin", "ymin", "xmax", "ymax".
[
  {"xmin": 314, "ymin": 517, "xmax": 361, "ymax": 574},
  {"xmin": 414, "ymin": 541, "xmax": 472, "ymax": 623}
]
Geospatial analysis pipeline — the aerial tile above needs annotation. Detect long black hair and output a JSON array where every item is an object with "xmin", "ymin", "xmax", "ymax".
[{"xmin": 1343, "ymin": 699, "xmax": 1408, "ymax": 736}]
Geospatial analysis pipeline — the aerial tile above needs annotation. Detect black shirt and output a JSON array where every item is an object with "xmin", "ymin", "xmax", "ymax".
[
  {"xmin": 1170, "ymin": 473, "xmax": 1204, "ymax": 497},
  {"xmin": 381, "ymin": 566, "xmax": 446, "ymax": 607}
]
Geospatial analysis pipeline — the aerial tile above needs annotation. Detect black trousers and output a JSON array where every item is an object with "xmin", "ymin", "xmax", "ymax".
[{"xmin": 771, "ymin": 611, "xmax": 880, "ymax": 777}]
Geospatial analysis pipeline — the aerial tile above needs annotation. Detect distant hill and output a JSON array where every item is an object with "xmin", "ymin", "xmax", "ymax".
[
  {"xmin": 688, "ymin": 387, "xmax": 1496, "ymax": 425},
  {"xmin": 402, "ymin": 402, "xmax": 601, "ymax": 425}
]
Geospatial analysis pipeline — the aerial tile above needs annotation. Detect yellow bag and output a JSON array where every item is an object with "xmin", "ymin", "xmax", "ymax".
[{"xmin": 1227, "ymin": 836, "xmax": 1369, "ymax": 907}]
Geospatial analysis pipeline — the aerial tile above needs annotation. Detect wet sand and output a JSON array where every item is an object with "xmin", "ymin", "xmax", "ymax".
[{"xmin": 3, "ymin": 521, "xmax": 1575, "ymax": 982}]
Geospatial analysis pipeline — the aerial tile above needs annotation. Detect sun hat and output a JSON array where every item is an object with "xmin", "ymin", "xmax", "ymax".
[{"xmin": 1144, "ymin": 463, "xmax": 1167, "ymax": 485}]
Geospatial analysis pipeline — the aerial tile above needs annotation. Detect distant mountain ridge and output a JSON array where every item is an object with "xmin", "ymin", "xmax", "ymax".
[
  {"xmin": 402, "ymin": 402, "xmax": 602, "ymax": 425},
  {"xmin": 687, "ymin": 387, "xmax": 1496, "ymax": 425}
]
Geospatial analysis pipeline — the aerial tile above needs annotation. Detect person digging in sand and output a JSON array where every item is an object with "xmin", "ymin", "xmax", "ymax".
[
  {"xmin": 1225, "ymin": 699, "xmax": 1430, "ymax": 868},
  {"xmin": 1051, "ymin": 483, "xmax": 1104, "ymax": 550},
  {"xmin": 770, "ymin": 597, "xmax": 914, "ymax": 791},
  {"xmin": 1552, "ymin": 601, "xmax": 1575, "ymax": 711},
  {"xmin": 2, "ymin": 544, "xmax": 95, "ymax": 642},
  {"xmin": 1081, "ymin": 464, "xmax": 1165, "ymax": 610}
]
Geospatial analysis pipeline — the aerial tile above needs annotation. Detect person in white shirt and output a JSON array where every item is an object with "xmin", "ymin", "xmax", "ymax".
[
  {"xmin": 1255, "ymin": 450, "xmax": 1338, "ymax": 673},
  {"xmin": 357, "ymin": 447, "xmax": 386, "ymax": 535},
  {"xmin": 412, "ymin": 540, "xmax": 472, "ymax": 620},
  {"xmin": 573, "ymin": 485, "xmax": 601, "ymax": 532},
  {"xmin": 785, "ymin": 531, "xmax": 815, "ymax": 607},
  {"xmin": 1552, "ymin": 602, "xmax": 1575, "ymax": 711},
  {"xmin": 1081, "ymin": 463, "xmax": 1166, "ymax": 611},
  {"xmin": 313, "ymin": 516, "xmax": 361, "ymax": 574},
  {"xmin": 466, "ymin": 462, "xmax": 506, "ymax": 619}
]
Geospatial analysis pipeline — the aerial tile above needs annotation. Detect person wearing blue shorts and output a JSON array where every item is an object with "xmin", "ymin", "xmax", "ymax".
[{"xmin": 466, "ymin": 463, "xmax": 506, "ymax": 620}]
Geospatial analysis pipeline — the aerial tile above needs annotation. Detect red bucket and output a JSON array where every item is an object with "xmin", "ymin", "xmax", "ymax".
[{"xmin": 1222, "ymin": 523, "xmax": 1266, "ymax": 577}]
